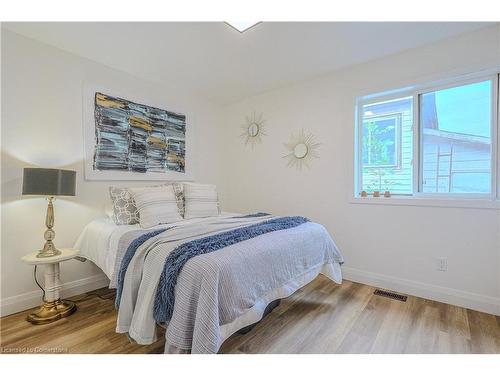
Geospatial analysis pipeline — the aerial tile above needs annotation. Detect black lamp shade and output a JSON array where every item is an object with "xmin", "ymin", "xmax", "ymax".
[{"xmin": 22, "ymin": 168, "xmax": 76, "ymax": 196}]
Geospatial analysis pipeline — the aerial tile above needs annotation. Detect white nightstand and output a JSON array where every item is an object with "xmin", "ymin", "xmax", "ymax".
[{"xmin": 21, "ymin": 248, "xmax": 80, "ymax": 324}]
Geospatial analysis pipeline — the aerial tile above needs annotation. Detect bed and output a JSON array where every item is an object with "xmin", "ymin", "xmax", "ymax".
[{"xmin": 75, "ymin": 212, "xmax": 344, "ymax": 354}]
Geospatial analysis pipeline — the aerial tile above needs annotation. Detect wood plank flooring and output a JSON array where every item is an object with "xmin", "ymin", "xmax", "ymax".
[{"xmin": 1, "ymin": 276, "xmax": 498, "ymax": 354}]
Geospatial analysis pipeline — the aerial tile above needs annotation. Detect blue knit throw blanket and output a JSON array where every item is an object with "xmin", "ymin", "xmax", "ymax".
[
  {"xmin": 153, "ymin": 216, "xmax": 309, "ymax": 323},
  {"xmin": 232, "ymin": 212, "xmax": 270, "ymax": 218},
  {"xmin": 115, "ymin": 228, "xmax": 167, "ymax": 308}
]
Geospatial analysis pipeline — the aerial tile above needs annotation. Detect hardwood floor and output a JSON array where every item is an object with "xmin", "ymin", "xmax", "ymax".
[{"xmin": 1, "ymin": 276, "xmax": 498, "ymax": 354}]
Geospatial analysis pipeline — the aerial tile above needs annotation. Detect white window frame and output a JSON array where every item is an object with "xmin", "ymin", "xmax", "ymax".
[{"xmin": 353, "ymin": 71, "xmax": 500, "ymax": 209}]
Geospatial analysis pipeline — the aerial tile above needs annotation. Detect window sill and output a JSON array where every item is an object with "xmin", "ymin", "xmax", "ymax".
[{"xmin": 349, "ymin": 196, "xmax": 500, "ymax": 209}]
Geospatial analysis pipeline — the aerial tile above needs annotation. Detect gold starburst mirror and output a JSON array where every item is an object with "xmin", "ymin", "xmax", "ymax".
[
  {"xmin": 241, "ymin": 111, "xmax": 266, "ymax": 147},
  {"xmin": 283, "ymin": 129, "xmax": 320, "ymax": 170}
]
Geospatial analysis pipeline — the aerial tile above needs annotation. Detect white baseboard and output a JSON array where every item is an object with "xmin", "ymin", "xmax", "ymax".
[
  {"xmin": 0, "ymin": 273, "xmax": 110, "ymax": 317},
  {"xmin": 342, "ymin": 266, "xmax": 500, "ymax": 316},
  {"xmin": 2, "ymin": 267, "xmax": 497, "ymax": 318}
]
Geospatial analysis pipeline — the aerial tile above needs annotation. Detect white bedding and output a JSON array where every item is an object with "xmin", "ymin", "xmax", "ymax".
[
  {"xmin": 75, "ymin": 213, "xmax": 343, "ymax": 353},
  {"xmin": 73, "ymin": 213, "xmax": 238, "ymax": 280},
  {"xmin": 116, "ymin": 216, "xmax": 343, "ymax": 353},
  {"xmin": 74, "ymin": 217, "xmax": 165, "ymax": 279},
  {"xmin": 74, "ymin": 217, "xmax": 127, "ymax": 279}
]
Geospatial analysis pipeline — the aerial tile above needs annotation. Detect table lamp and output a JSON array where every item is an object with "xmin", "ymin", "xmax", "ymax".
[{"xmin": 22, "ymin": 168, "xmax": 76, "ymax": 258}]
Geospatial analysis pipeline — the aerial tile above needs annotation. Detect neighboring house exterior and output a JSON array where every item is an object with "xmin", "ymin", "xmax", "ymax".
[{"xmin": 421, "ymin": 128, "xmax": 491, "ymax": 193}]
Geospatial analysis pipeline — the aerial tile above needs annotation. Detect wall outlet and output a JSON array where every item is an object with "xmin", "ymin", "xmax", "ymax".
[{"xmin": 436, "ymin": 257, "xmax": 448, "ymax": 272}]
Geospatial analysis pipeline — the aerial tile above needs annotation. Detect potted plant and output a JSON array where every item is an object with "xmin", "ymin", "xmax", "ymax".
[
  {"xmin": 383, "ymin": 178, "xmax": 395, "ymax": 197},
  {"xmin": 370, "ymin": 168, "xmax": 386, "ymax": 197}
]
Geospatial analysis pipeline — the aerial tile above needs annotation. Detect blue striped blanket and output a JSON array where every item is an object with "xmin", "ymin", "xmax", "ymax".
[
  {"xmin": 114, "ymin": 215, "xmax": 309, "ymax": 323},
  {"xmin": 115, "ymin": 228, "xmax": 167, "ymax": 308},
  {"xmin": 153, "ymin": 216, "xmax": 308, "ymax": 323}
]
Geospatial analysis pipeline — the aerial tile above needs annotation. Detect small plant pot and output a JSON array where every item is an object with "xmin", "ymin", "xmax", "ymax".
[
  {"xmin": 373, "ymin": 191, "xmax": 380, "ymax": 197},
  {"xmin": 360, "ymin": 191, "xmax": 368, "ymax": 197},
  {"xmin": 384, "ymin": 190, "xmax": 391, "ymax": 198}
]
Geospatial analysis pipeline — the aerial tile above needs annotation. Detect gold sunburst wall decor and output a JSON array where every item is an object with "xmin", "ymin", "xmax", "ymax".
[
  {"xmin": 241, "ymin": 111, "xmax": 266, "ymax": 148},
  {"xmin": 283, "ymin": 129, "xmax": 321, "ymax": 170}
]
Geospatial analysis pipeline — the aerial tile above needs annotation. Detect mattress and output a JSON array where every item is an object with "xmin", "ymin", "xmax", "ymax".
[{"xmin": 75, "ymin": 217, "xmax": 159, "ymax": 279}]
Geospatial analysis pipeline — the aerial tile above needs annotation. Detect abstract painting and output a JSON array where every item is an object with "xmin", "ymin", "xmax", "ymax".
[{"xmin": 92, "ymin": 92, "xmax": 186, "ymax": 174}]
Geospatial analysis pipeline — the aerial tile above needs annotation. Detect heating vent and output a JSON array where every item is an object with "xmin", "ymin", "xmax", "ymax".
[{"xmin": 374, "ymin": 289, "xmax": 407, "ymax": 302}]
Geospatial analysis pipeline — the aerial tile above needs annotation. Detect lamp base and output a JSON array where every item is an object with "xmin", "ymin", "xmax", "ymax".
[
  {"xmin": 36, "ymin": 197, "xmax": 60, "ymax": 258},
  {"xmin": 27, "ymin": 299, "xmax": 76, "ymax": 325},
  {"xmin": 36, "ymin": 248, "xmax": 62, "ymax": 258}
]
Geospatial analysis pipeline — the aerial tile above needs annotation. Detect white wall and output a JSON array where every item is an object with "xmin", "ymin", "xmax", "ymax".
[
  {"xmin": 0, "ymin": 30, "xmax": 225, "ymax": 315},
  {"xmin": 221, "ymin": 25, "xmax": 500, "ymax": 314}
]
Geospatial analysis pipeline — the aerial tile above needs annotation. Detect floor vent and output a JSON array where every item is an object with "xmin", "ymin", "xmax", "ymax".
[{"xmin": 374, "ymin": 289, "xmax": 407, "ymax": 302}]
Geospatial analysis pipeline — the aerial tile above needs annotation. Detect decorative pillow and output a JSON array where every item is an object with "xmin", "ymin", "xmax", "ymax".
[
  {"xmin": 104, "ymin": 200, "xmax": 115, "ymax": 220},
  {"xmin": 109, "ymin": 183, "xmax": 184, "ymax": 225},
  {"xmin": 169, "ymin": 183, "xmax": 185, "ymax": 217},
  {"xmin": 109, "ymin": 187, "xmax": 140, "ymax": 225},
  {"xmin": 183, "ymin": 183, "xmax": 220, "ymax": 219},
  {"xmin": 129, "ymin": 185, "xmax": 183, "ymax": 228}
]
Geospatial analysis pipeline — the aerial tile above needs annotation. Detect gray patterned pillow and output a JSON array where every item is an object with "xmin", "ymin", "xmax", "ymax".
[
  {"xmin": 109, "ymin": 187, "xmax": 140, "ymax": 225},
  {"xmin": 109, "ymin": 183, "xmax": 185, "ymax": 225},
  {"xmin": 170, "ymin": 183, "xmax": 185, "ymax": 217}
]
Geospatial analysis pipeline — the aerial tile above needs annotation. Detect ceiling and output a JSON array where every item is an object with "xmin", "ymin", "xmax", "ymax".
[{"xmin": 3, "ymin": 22, "xmax": 495, "ymax": 105}]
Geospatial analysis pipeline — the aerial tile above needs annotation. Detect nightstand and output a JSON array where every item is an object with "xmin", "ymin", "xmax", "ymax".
[{"xmin": 21, "ymin": 248, "xmax": 79, "ymax": 324}]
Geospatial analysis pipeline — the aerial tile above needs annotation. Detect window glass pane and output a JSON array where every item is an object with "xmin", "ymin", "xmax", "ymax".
[
  {"xmin": 360, "ymin": 97, "xmax": 413, "ymax": 194},
  {"xmin": 362, "ymin": 117, "xmax": 397, "ymax": 166},
  {"xmin": 420, "ymin": 80, "xmax": 492, "ymax": 194}
]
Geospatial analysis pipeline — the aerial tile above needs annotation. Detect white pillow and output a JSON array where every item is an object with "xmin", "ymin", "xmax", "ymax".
[
  {"xmin": 104, "ymin": 200, "xmax": 115, "ymax": 220},
  {"xmin": 129, "ymin": 185, "xmax": 182, "ymax": 228},
  {"xmin": 183, "ymin": 183, "xmax": 220, "ymax": 219}
]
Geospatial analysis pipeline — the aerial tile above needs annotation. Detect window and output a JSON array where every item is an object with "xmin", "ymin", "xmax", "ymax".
[
  {"xmin": 359, "ymin": 97, "xmax": 413, "ymax": 195},
  {"xmin": 420, "ymin": 80, "xmax": 493, "ymax": 194},
  {"xmin": 356, "ymin": 74, "xmax": 498, "ymax": 200}
]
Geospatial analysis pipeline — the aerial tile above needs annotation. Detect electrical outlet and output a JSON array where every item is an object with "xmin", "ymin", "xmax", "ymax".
[{"xmin": 436, "ymin": 257, "xmax": 447, "ymax": 272}]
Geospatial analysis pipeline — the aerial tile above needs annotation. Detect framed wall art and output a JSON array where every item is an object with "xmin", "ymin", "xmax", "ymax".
[{"xmin": 83, "ymin": 83, "xmax": 194, "ymax": 181}]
